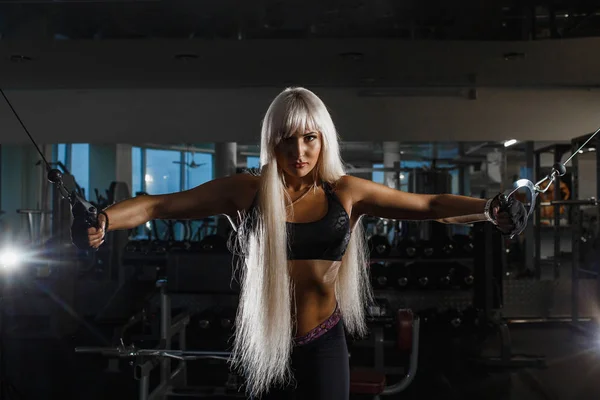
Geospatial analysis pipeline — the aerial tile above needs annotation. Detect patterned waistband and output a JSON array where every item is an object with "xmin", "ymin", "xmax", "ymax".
[{"xmin": 293, "ymin": 304, "xmax": 342, "ymax": 346}]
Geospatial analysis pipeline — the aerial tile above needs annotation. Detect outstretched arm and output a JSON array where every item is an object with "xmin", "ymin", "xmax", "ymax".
[
  {"xmin": 101, "ymin": 174, "xmax": 248, "ymax": 231},
  {"xmin": 82, "ymin": 173, "xmax": 255, "ymax": 249},
  {"xmin": 343, "ymin": 175, "xmax": 490, "ymax": 224}
]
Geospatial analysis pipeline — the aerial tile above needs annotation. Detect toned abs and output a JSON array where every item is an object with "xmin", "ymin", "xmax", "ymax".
[{"xmin": 231, "ymin": 175, "xmax": 357, "ymax": 337}]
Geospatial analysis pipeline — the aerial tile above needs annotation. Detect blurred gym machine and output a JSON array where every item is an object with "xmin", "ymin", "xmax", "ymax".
[
  {"xmin": 76, "ymin": 251, "xmax": 245, "ymax": 399},
  {"xmin": 527, "ymin": 136, "xmax": 600, "ymax": 335},
  {"xmin": 352, "ymin": 220, "xmax": 546, "ymax": 397},
  {"xmin": 472, "ymin": 222, "xmax": 546, "ymax": 369},
  {"xmin": 565, "ymin": 133, "xmax": 600, "ymax": 336}
]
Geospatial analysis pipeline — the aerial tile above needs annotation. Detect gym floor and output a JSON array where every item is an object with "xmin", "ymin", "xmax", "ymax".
[
  {"xmin": 505, "ymin": 323, "xmax": 600, "ymax": 400},
  {"xmin": 2, "ymin": 321, "xmax": 598, "ymax": 399}
]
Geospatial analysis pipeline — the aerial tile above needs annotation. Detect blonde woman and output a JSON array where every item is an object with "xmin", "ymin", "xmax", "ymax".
[{"xmin": 77, "ymin": 87, "xmax": 525, "ymax": 399}]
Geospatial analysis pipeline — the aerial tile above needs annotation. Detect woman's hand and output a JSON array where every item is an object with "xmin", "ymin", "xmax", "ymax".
[
  {"xmin": 71, "ymin": 212, "xmax": 108, "ymax": 250},
  {"xmin": 490, "ymin": 194, "xmax": 527, "ymax": 236}
]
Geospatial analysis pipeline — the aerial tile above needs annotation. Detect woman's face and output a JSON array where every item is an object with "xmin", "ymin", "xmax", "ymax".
[{"xmin": 275, "ymin": 129, "xmax": 322, "ymax": 180}]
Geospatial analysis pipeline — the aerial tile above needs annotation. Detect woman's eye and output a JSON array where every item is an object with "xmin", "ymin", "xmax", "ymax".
[{"xmin": 306, "ymin": 135, "xmax": 317, "ymax": 142}]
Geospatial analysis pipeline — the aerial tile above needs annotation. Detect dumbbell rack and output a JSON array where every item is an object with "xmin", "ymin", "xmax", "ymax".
[{"xmin": 75, "ymin": 278, "xmax": 243, "ymax": 400}]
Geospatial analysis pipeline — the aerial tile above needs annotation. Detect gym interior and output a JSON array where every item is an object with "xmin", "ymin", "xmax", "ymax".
[{"xmin": 1, "ymin": 2, "xmax": 600, "ymax": 399}]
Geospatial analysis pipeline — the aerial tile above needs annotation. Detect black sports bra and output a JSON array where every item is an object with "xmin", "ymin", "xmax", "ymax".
[{"xmin": 241, "ymin": 182, "xmax": 351, "ymax": 261}]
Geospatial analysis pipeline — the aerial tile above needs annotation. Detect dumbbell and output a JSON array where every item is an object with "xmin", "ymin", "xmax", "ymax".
[
  {"xmin": 452, "ymin": 264, "xmax": 474, "ymax": 289},
  {"xmin": 438, "ymin": 265, "xmax": 456, "ymax": 289},
  {"xmin": 387, "ymin": 262, "xmax": 411, "ymax": 290},
  {"xmin": 368, "ymin": 235, "xmax": 392, "ymax": 258},
  {"xmin": 452, "ymin": 234, "xmax": 474, "ymax": 258},
  {"xmin": 439, "ymin": 239, "xmax": 456, "ymax": 258},
  {"xmin": 418, "ymin": 262, "xmax": 453, "ymax": 289},
  {"xmin": 408, "ymin": 264, "xmax": 430, "ymax": 289},
  {"xmin": 369, "ymin": 262, "xmax": 391, "ymax": 289},
  {"xmin": 438, "ymin": 308, "xmax": 463, "ymax": 332},
  {"xmin": 398, "ymin": 238, "xmax": 420, "ymax": 258},
  {"xmin": 420, "ymin": 240, "xmax": 436, "ymax": 258},
  {"xmin": 420, "ymin": 239, "xmax": 456, "ymax": 259}
]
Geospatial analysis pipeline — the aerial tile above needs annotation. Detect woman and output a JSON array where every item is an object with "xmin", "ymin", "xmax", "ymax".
[{"xmin": 78, "ymin": 87, "xmax": 525, "ymax": 399}]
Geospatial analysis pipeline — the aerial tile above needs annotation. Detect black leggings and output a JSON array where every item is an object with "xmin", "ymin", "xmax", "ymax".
[{"xmin": 258, "ymin": 320, "xmax": 350, "ymax": 400}]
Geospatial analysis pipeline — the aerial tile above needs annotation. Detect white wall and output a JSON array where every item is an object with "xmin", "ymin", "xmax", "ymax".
[
  {"xmin": 1, "ymin": 87, "xmax": 600, "ymax": 145},
  {"xmin": 1, "ymin": 38, "xmax": 600, "ymax": 144}
]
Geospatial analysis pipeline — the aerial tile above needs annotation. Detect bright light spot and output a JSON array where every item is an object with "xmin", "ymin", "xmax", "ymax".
[
  {"xmin": 145, "ymin": 222, "xmax": 152, "ymax": 229},
  {"xmin": 504, "ymin": 139, "xmax": 517, "ymax": 147},
  {"xmin": 144, "ymin": 174, "xmax": 153, "ymax": 183},
  {"xmin": 0, "ymin": 249, "xmax": 21, "ymax": 269},
  {"xmin": 163, "ymin": 175, "xmax": 168, "ymax": 180},
  {"xmin": 400, "ymin": 174, "xmax": 405, "ymax": 180},
  {"xmin": 579, "ymin": 150, "xmax": 584, "ymax": 154}
]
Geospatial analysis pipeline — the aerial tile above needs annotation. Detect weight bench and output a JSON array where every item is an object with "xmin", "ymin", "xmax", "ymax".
[
  {"xmin": 75, "ymin": 252, "xmax": 243, "ymax": 400},
  {"xmin": 349, "ymin": 309, "xmax": 420, "ymax": 399}
]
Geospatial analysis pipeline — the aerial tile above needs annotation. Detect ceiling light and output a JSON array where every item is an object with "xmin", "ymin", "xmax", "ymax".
[
  {"xmin": 339, "ymin": 52, "xmax": 364, "ymax": 62},
  {"xmin": 503, "ymin": 52, "xmax": 526, "ymax": 61},
  {"xmin": 504, "ymin": 139, "xmax": 518, "ymax": 147},
  {"xmin": 174, "ymin": 54, "xmax": 198, "ymax": 61},
  {"xmin": 9, "ymin": 55, "xmax": 32, "ymax": 63}
]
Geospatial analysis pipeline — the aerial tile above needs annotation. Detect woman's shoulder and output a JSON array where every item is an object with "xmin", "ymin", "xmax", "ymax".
[
  {"xmin": 328, "ymin": 175, "xmax": 374, "ymax": 203},
  {"xmin": 231, "ymin": 172, "xmax": 260, "ymax": 210},
  {"xmin": 329, "ymin": 175, "xmax": 364, "ymax": 191},
  {"xmin": 326, "ymin": 175, "xmax": 361, "ymax": 203}
]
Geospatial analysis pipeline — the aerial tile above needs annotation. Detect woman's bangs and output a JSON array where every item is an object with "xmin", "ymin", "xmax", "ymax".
[{"xmin": 277, "ymin": 98, "xmax": 319, "ymax": 139}]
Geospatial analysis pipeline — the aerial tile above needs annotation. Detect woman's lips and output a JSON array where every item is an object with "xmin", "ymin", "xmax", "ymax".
[{"xmin": 293, "ymin": 162, "xmax": 308, "ymax": 168}]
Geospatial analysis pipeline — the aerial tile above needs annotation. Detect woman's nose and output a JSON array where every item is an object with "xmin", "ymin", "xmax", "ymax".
[{"xmin": 289, "ymin": 140, "xmax": 305, "ymax": 158}]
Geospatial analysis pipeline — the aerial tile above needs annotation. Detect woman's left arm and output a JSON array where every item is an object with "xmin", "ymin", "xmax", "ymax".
[{"xmin": 343, "ymin": 176, "xmax": 489, "ymax": 224}]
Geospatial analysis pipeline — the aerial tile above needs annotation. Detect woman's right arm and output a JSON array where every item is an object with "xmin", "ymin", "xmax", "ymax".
[{"xmin": 86, "ymin": 173, "xmax": 254, "ymax": 248}]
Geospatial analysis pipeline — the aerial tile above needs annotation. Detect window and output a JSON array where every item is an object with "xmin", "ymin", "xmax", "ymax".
[
  {"xmin": 132, "ymin": 146, "xmax": 143, "ymax": 196},
  {"xmin": 70, "ymin": 144, "xmax": 90, "ymax": 199},
  {"xmin": 373, "ymin": 162, "xmax": 410, "ymax": 191},
  {"xmin": 247, "ymin": 156, "xmax": 260, "ymax": 169},
  {"xmin": 145, "ymin": 149, "xmax": 182, "ymax": 195},
  {"xmin": 54, "ymin": 143, "xmax": 89, "ymax": 198},
  {"xmin": 131, "ymin": 147, "xmax": 215, "ymax": 241},
  {"xmin": 372, "ymin": 163, "xmax": 384, "ymax": 184},
  {"xmin": 402, "ymin": 160, "xmax": 430, "ymax": 169},
  {"xmin": 184, "ymin": 152, "xmax": 214, "ymax": 190},
  {"xmin": 183, "ymin": 151, "xmax": 214, "ymax": 242},
  {"xmin": 56, "ymin": 143, "xmax": 67, "ymax": 167}
]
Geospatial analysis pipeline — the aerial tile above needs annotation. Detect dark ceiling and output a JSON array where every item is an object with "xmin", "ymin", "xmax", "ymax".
[{"xmin": 0, "ymin": 0, "xmax": 598, "ymax": 41}]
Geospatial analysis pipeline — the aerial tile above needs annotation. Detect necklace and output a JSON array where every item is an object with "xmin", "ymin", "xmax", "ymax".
[{"xmin": 287, "ymin": 186, "xmax": 312, "ymax": 208}]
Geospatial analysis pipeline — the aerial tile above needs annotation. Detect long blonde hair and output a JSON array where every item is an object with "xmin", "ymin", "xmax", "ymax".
[{"xmin": 229, "ymin": 87, "xmax": 374, "ymax": 398}]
